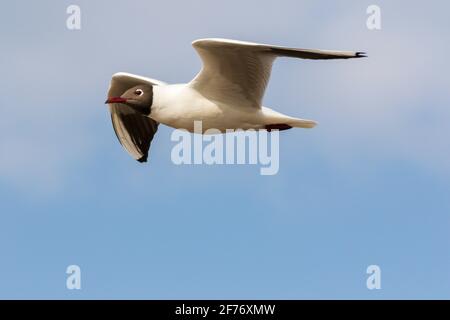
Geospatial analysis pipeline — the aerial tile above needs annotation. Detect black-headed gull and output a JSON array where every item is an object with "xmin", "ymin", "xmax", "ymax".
[{"xmin": 105, "ymin": 38, "xmax": 366, "ymax": 162}]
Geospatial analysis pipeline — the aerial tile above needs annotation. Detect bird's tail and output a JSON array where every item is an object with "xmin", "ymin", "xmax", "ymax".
[
  {"xmin": 284, "ymin": 117, "xmax": 317, "ymax": 129},
  {"xmin": 262, "ymin": 107, "xmax": 317, "ymax": 130}
]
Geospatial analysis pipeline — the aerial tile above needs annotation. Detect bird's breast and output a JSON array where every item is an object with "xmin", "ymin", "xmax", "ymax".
[{"xmin": 150, "ymin": 84, "xmax": 260, "ymax": 132}]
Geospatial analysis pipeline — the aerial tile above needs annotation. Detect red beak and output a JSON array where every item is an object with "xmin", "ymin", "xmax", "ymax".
[{"xmin": 105, "ymin": 97, "xmax": 128, "ymax": 104}]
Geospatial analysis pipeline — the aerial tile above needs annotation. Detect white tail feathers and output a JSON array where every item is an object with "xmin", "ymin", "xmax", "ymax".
[
  {"xmin": 261, "ymin": 107, "xmax": 317, "ymax": 129},
  {"xmin": 286, "ymin": 118, "xmax": 317, "ymax": 129}
]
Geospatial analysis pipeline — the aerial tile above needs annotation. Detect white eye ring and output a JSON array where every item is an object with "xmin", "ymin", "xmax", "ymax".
[{"xmin": 135, "ymin": 89, "xmax": 144, "ymax": 96}]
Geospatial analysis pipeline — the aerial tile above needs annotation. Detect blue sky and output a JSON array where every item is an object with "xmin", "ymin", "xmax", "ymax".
[{"xmin": 0, "ymin": 1, "xmax": 449, "ymax": 299}]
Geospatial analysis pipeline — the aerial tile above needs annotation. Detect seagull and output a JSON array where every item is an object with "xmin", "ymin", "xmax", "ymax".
[{"xmin": 105, "ymin": 38, "xmax": 366, "ymax": 162}]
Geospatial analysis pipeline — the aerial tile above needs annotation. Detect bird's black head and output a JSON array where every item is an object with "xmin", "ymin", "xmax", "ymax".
[{"xmin": 105, "ymin": 84, "xmax": 153, "ymax": 116}]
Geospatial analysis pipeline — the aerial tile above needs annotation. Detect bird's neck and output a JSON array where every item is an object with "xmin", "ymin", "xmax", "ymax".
[{"xmin": 150, "ymin": 84, "xmax": 187, "ymax": 122}]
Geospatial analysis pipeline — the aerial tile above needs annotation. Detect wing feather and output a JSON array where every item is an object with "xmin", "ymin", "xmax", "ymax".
[{"xmin": 189, "ymin": 38, "xmax": 365, "ymax": 109}]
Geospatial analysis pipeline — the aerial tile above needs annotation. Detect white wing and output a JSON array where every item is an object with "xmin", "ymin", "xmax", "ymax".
[
  {"xmin": 189, "ymin": 38, "xmax": 365, "ymax": 109},
  {"xmin": 107, "ymin": 72, "xmax": 166, "ymax": 162}
]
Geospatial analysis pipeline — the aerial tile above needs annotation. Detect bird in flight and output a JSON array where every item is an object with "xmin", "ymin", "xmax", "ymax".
[{"xmin": 105, "ymin": 38, "xmax": 366, "ymax": 162}]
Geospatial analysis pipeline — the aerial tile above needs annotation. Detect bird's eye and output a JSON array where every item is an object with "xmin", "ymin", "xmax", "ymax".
[{"xmin": 135, "ymin": 89, "xmax": 144, "ymax": 96}]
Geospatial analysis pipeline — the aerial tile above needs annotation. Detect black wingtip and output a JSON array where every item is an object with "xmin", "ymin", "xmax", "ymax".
[
  {"xmin": 137, "ymin": 155, "xmax": 148, "ymax": 163},
  {"xmin": 356, "ymin": 52, "xmax": 368, "ymax": 58}
]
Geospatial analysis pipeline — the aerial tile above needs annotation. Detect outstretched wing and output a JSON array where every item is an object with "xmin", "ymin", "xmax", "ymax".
[
  {"xmin": 106, "ymin": 72, "xmax": 166, "ymax": 162},
  {"xmin": 189, "ymin": 38, "xmax": 365, "ymax": 109}
]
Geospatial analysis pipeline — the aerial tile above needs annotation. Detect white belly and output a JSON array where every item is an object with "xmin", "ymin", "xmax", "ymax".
[{"xmin": 150, "ymin": 84, "xmax": 266, "ymax": 133}]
